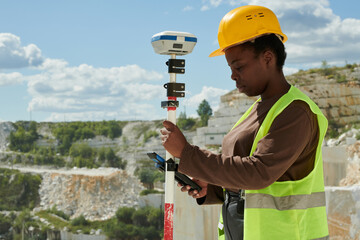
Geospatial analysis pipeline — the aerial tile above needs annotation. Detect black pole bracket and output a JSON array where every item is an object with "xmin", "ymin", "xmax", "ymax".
[
  {"xmin": 166, "ymin": 59, "xmax": 185, "ymax": 74},
  {"xmin": 166, "ymin": 158, "xmax": 176, "ymax": 171},
  {"xmin": 161, "ymin": 100, "xmax": 179, "ymax": 109},
  {"xmin": 164, "ymin": 82, "xmax": 185, "ymax": 97}
]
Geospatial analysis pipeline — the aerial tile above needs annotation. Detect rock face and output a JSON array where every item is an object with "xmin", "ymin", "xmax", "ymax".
[
  {"xmin": 37, "ymin": 169, "xmax": 144, "ymax": 221},
  {"xmin": 0, "ymin": 122, "xmax": 15, "ymax": 151},
  {"xmin": 300, "ymin": 83, "xmax": 360, "ymax": 125}
]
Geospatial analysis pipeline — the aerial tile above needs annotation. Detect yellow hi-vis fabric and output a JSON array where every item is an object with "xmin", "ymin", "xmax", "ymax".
[{"xmin": 218, "ymin": 86, "xmax": 329, "ymax": 240}]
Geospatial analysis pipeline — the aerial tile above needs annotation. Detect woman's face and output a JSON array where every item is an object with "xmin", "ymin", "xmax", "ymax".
[{"xmin": 225, "ymin": 44, "xmax": 270, "ymax": 97}]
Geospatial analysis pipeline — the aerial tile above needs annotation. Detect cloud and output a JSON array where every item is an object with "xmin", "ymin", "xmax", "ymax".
[
  {"xmin": 0, "ymin": 72, "xmax": 23, "ymax": 86},
  {"xmin": 183, "ymin": 86, "xmax": 228, "ymax": 113},
  {"xmin": 25, "ymin": 60, "xmax": 165, "ymax": 121},
  {"xmin": 45, "ymin": 102, "xmax": 162, "ymax": 122},
  {"xmin": 283, "ymin": 66, "xmax": 299, "ymax": 76},
  {"xmin": 201, "ymin": 0, "xmax": 225, "ymax": 11},
  {"xmin": 0, "ymin": 33, "xmax": 166, "ymax": 122},
  {"xmin": 201, "ymin": 5, "xmax": 210, "ymax": 11},
  {"xmin": 183, "ymin": 5, "xmax": 194, "ymax": 11},
  {"xmin": 0, "ymin": 33, "xmax": 44, "ymax": 69}
]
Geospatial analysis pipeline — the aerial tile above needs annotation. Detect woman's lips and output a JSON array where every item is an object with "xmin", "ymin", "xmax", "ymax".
[{"xmin": 237, "ymin": 85, "xmax": 245, "ymax": 92}]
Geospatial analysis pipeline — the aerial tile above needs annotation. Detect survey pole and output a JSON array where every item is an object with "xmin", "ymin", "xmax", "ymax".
[
  {"xmin": 151, "ymin": 31, "xmax": 197, "ymax": 240},
  {"xmin": 164, "ymin": 54, "xmax": 176, "ymax": 240}
]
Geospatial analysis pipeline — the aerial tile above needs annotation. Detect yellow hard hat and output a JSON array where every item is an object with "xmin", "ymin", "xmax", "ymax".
[{"xmin": 209, "ymin": 5, "xmax": 287, "ymax": 57}]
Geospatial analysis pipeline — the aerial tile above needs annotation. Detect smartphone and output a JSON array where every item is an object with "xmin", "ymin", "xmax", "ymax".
[{"xmin": 147, "ymin": 152, "xmax": 202, "ymax": 192}]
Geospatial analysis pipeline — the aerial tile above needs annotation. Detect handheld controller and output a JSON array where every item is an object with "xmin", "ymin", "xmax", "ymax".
[{"xmin": 147, "ymin": 152, "xmax": 202, "ymax": 192}]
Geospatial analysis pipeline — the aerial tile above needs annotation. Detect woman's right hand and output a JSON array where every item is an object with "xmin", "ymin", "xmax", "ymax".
[{"xmin": 178, "ymin": 178, "xmax": 208, "ymax": 199}]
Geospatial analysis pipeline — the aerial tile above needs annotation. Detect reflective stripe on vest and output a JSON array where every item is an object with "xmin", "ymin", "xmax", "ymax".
[{"xmin": 245, "ymin": 191, "xmax": 325, "ymax": 210}]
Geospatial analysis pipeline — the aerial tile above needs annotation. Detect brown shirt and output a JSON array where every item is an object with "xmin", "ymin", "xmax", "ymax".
[{"xmin": 178, "ymin": 94, "xmax": 319, "ymax": 205}]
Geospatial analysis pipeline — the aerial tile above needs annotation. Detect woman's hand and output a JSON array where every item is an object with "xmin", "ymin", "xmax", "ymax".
[
  {"xmin": 178, "ymin": 178, "xmax": 208, "ymax": 199},
  {"xmin": 160, "ymin": 120, "xmax": 187, "ymax": 158}
]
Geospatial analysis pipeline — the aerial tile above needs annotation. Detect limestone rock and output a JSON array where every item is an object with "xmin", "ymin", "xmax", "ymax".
[
  {"xmin": 38, "ymin": 169, "xmax": 145, "ymax": 221},
  {"xmin": 326, "ymin": 186, "xmax": 360, "ymax": 239}
]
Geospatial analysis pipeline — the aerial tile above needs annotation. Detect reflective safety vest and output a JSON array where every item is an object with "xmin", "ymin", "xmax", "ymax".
[{"xmin": 218, "ymin": 86, "xmax": 329, "ymax": 240}]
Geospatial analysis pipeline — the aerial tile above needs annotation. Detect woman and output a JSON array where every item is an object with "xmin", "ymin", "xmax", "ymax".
[{"xmin": 161, "ymin": 5, "xmax": 329, "ymax": 240}]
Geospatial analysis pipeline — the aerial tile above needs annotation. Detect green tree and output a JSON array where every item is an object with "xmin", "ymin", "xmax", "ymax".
[
  {"xmin": 75, "ymin": 127, "xmax": 95, "ymax": 140},
  {"xmin": 0, "ymin": 213, "xmax": 12, "ymax": 236},
  {"xmin": 9, "ymin": 122, "xmax": 39, "ymax": 152},
  {"xmin": 58, "ymin": 135, "xmax": 72, "ymax": 155},
  {"xmin": 321, "ymin": 60, "xmax": 334, "ymax": 76},
  {"xmin": 0, "ymin": 168, "xmax": 41, "ymax": 210},
  {"xmin": 197, "ymin": 99, "xmax": 213, "ymax": 127},
  {"xmin": 137, "ymin": 168, "xmax": 158, "ymax": 189},
  {"xmin": 107, "ymin": 121, "xmax": 122, "ymax": 139},
  {"xmin": 105, "ymin": 220, "xmax": 140, "ymax": 240},
  {"xmin": 98, "ymin": 147, "xmax": 106, "ymax": 162},
  {"xmin": 132, "ymin": 207, "xmax": 151, "ymax": 227},
  {"xmin": 70, "ymin": 143, "xmax": 93, "ymax": 159},
  {"xmin": 177, "ymin": 111, "xmax": 196, "ymax": 131},
  {"xmin": 147, "ymin": 207, "xmax": 163, "ymax": 230},
  {"xmin": 105, "ymin": 148, "xmax": 127, "ymax": 169}
]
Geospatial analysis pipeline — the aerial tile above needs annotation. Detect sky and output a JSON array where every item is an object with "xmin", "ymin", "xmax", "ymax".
[{"xmin": 0, "ymin": 0, "xmax": 359, "ymax": 122}]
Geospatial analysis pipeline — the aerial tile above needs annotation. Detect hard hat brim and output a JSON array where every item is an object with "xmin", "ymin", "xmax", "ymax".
[{"xmin": 209, "ymin": 48, "xmax": 224, "ymax": 57}]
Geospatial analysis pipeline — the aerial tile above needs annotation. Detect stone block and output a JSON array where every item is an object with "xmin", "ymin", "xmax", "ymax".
[
  {"xmin": 325, "ymin": 186, "xmax": 360, "ymax": 239},
  {"xmin": 138, "ymin": 193, "xmax": 164, "ymax": 208}
]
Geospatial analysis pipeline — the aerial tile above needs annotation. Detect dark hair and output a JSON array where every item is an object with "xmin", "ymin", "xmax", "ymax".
[{"xmin": 242, "ymin": 34, "xmax": 287, "ymax": 71}]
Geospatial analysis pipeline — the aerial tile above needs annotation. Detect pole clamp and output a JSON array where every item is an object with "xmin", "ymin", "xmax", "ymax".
[
  {"xmin": 166, "ymin": 158, "xmax": 176, "ymax": 171},
  {"xmin": 164, "ymin": 82, "xmax": 185, "ymax": 97},
  {"xmin": 166, "ymin": 59, "xmax": 185, "ymax": 74}
]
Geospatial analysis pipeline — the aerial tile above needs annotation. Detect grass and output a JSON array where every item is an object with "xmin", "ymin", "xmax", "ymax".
[
  {"xmin": 36, "ymin": 211, "xmax": 69, "ymax": 229},
  {"xmin": 35, "ymin": 210, "xmax": 111, "ymax": 234}
]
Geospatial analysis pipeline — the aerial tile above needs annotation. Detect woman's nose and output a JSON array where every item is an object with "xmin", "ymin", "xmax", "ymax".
[{"xmin": 231, "ymin": 71, "xmax": 238, "ymax": 81}]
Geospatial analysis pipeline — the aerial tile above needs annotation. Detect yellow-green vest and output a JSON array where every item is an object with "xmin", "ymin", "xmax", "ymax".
[{"xmin": 218, "ymin": 86, "xmax": 329, "ymax": 240}]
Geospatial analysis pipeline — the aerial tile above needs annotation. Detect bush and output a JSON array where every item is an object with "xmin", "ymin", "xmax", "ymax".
[
  {"xmin": 105, "ymin": 220, "xmax": 140, "ymax": 240},
  {"xmin": 46, "ymin": 205, "xmax": 70, "ymax": 220},
  {"xmin": 143, "ymin": 130, "xmax": 159, "ymax": 143},
  {"xmin": 177, "ymin": 112, "xmax": 197, "ymax": 131},
  {"xmin": 336, "ymin": 74, "xmax": 347, "ymax": 83},
  {"xmin": 0, "ymin": 213, "xmax": 12, "ymax": 235},
  {"xmin": 70, "ymin": 143, "xmax": 93, "ymax": 159},
  {"xmin": 139, "ymin": 189, "xmax": 164, "ymax": 196},
  {"xmin": 104, "ymin": 148, "xmax": 127, "ymax": 169},
  {"xmin": 132, "ymin": 208, "xmax": 150, "ymax": 227},
  {"xmin": 33, "ymin": 147, "xmax": 65, "ymax": 167},
  {"xmin": 0, "ymin": 168, "xmax": 41, "ymax": 211},
  {"xmin": 106, "ymin": 121, "xmax": 122, "ymax": 139},
  {"xmin": 115, "ymin": 207, "xmax": 135, "ymax": 224},
  {"xmin": 106, "ymin": 206, "xmax": 163, "ymax": 240},
  {"xmin": 71, "ymin": 215, "xmax": 88, "ymax": 226},
  {"xmin": 8, "ymin": 121, "xmax": 39, "ymax": 152}
]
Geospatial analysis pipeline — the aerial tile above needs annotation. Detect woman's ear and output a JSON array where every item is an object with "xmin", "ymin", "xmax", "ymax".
[{"xmin": 262, "ymin": 50, "xmax": 276, "ymax": 67}]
